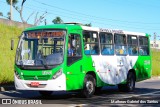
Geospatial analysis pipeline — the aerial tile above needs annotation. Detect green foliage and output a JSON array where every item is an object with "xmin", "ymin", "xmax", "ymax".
[
  {"xmin": 6, "ymin": 0, "xmax": 18, "ymax": 6},
  {"xmin": 52, "ymin": 16, "xmax": 63, "ymax": 24},
  {"xmin": 0, "ymin": 23, "xmax": 23, "ymax": 84},
  {"xmin": 0, "ymin": 12, "xmax": 3, "ymax": 16},
  {"xmin": 151, "ymin": 49, "xmax": 160, "ymax": 76},
  {"xmin": 84, "ymin": 23, "xmax": 92, "ymax": 27}
]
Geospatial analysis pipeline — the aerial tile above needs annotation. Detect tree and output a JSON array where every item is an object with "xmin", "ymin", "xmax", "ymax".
[
  {"xmin": 52, "ymin": 17, "xmax": 63, "ymax": 24},
  {"xmin": 6, "ymin": 0, "xmax": 47, "ymax": 25},
  {"xmin": 6, "ymin": 0, "xmax": 18, "ymax": 20},
  {"xmin": 84, "ymin": 23, "xmax": 92, "ymax": 27},
  {"xmin": 0, "ymin": 12, "xmax": 3, "ymax": 16},
  {"xmin": 5, "ymin": 0, "xmax": 27, "ymax": 22},
  {"xmin": 34, "ymin": 11, "xmax": 47, "ymax": 25},
  {"xmin": 6, "ymin": 0, "xmax": 18, "ymax": 5},
  {"xmin": 18, "ymin": 0, "xmax": 47, "ymax": 25},
  {"xmin": 7, "ymin": 12, "xmax": 11, "ymax": 20},
  {"xmin": 0, "ymin": 11, "xmax": 11, "ymax": 20}
]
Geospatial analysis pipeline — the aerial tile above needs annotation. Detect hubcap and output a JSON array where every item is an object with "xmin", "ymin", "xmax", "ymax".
[
  {"xmin": 86, "ymin": 81, "xmax": 94, "ymax": 94},
  {"xmin": 128, "ymin": 76, "xmax": 133, "ymax": 89}
]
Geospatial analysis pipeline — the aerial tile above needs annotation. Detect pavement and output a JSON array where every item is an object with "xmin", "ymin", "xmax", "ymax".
[
  {"xmin": 0, "ymin": 78, "xmax": 160, "ymax": 107},
  {"xmin": 0, "ymin": 76, "xmax": 160, "ymax": 92}
]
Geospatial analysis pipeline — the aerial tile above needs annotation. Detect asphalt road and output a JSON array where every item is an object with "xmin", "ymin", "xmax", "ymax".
[{"xmin": 0, "ymin": 78, "xmax": 160, "ymax": 107}]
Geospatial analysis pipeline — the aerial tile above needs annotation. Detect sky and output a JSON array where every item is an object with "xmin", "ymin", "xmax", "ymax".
[{"xmin": 0, "ymin": 0, "xmax": 160, "ymax": 40}]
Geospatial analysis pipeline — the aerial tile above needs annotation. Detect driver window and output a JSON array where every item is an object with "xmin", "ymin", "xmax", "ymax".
[
  {"xmin": 67, "ymin": 34, "xmax": 82, "ymax": 66},
  {"xmin": 68, "ymin": 34, "xmax": 82, "ymax": 56}
]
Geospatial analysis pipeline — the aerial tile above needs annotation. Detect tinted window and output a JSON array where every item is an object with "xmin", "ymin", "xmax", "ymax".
[
  {"xmin": 83, "ymin": 31, "xmax": 99, "ymax": 55},
  {"xmin": 127, "ymin": 35, "xmax": 138, "ymax": 55},
  {"xmin": 139, "ymin": 37, "xmax": 149, "ymax": 56},
  {"xmin": 114, "ymin": 34, "xmax": 127, "ymax": 55},
  {"xmin": 100, "ymin": 32, "xmax": 114, "ymax": 55}
]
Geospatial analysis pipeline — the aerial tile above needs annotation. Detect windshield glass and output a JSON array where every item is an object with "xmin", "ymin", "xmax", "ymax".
[{"xmin": 16, "ymin": 30, "xmax": 66, "ymax": 66}]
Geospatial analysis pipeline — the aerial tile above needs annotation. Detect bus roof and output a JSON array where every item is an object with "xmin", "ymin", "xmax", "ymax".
[
  {"xmin": 24, "ymin": 24, "xmax": 82, "ymax": 31},
  {"xmin": 81, "ymin": 26, "xmax": 146, "ymax": 36},
  {"xmin": 25, "ymin": 23, "xmax": 147, "ymax": 36}
]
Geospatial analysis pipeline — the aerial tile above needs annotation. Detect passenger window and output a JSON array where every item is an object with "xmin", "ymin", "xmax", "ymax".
[
  {"xmin": 83, "ymin": 31, "xmax": 99, "ymax": 55},
  {"xmin": 100, "ymin": 32, "xmax": 114, "ymax": 55},
  {"xmin": 127, "ymin": 35, "xmax": 138, "ymax": 56},
  {"xmin": 139, "ymin": 37, "xmax": 149, "ymax": 56},
  {"xmin": 114, "ymin": 34, "xmax": 127, "ymax": 55}
]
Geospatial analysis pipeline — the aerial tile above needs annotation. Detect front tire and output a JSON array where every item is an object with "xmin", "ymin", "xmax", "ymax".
[
  {"xmin": 82, "ymin": 74, "xmax": 95, "ymax": 98},
  {"xmin": 118, "ymin": 72, "xmax": 135, "ymax": 92}
]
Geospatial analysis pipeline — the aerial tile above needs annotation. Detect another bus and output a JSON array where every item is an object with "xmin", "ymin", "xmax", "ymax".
[{"xmin": 13, "ymin": 23, "xmax": 152, "ymax": 98}]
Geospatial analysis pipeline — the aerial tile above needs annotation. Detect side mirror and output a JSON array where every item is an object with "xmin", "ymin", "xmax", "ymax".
[{"xmin": 11, "ymin": 39, "xmax": 14, "ymax": 50}]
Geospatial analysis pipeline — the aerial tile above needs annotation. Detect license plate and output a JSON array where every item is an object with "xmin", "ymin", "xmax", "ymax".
[{"xmin": 30, "ymin": 82, "xmax": 39, "ymax": 87}]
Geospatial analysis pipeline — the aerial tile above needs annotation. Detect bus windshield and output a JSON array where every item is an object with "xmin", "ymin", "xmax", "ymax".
[{"xmin": 16, "ymin": 30, "xmax": 66, "ymax": 67}]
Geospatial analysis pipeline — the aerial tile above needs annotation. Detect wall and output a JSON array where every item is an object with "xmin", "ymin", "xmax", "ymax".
[
  {"xmin": 150, "ymin": 40, "xmax": 160, "ymax": 49},
  {"xmin": 0, "ymin": 18, "xmax": 33, "ymax": 28}
]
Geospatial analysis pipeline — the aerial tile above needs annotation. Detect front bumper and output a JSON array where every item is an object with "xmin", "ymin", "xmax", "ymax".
[{"xmin": 14, "ymin": 73, "xmax": 66, "ymax": 91}]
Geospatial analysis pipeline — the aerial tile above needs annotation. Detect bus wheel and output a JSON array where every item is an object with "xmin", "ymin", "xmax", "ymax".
[
  {"xmin": 118, "ymin": 72, "xmax": 135, "ymax": 92},
  {"xmin": 82, "ymin": 74, "xmax": 95, "ymax": 98},
  {"xmin": 39, "ymin": 91, "xmax": 53, "ymax": 96}
]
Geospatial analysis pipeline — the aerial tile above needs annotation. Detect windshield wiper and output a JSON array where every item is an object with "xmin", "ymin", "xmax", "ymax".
[
  {"xmin": 42, "ymin": 56, "xmax": 49, "ymax": 69},
  {"xmin": 36, "ymin": 52, "xmax": 49, "ymax": 68}
]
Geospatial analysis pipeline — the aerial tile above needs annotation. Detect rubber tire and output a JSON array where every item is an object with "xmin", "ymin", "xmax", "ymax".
[
  {"xmin": 39, "ymin": 91, "xmax": 53, "ymax": 96},
  {"xmin": 118, "ymin": 72, "xmax": 135, "ymax": 92},
  {"xmin": 82, "ymin": 74, "xmax": 95, "ymax": 98}
]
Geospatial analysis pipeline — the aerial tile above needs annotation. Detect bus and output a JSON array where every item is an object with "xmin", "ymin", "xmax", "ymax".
[{"xmin": 13, "ymin": 23, "xmax": 152, "ymax": 98}]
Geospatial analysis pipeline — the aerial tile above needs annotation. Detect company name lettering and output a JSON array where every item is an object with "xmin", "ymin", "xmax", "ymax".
[{"xmin": 100, "ymin": 28, "xmax": 123, "ymax": 34}]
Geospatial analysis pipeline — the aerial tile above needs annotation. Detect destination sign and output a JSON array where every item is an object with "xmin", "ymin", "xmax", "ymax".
[
  {"xmin": 25, "ymin": 31, "xmax": 65, "ymax": 38},
  {"xmin": 100, "ymin": 28, "xmax": 123, "ymax": 34}
]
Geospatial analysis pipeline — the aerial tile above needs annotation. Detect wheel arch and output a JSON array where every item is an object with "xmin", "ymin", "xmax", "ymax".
[
  {"xmin": 86, "ymin": 71, "xmax": 97, "ymax": 86},
  {"xmin": 128, "ymin": 69, "xmax": 136, "ymax": 81}
]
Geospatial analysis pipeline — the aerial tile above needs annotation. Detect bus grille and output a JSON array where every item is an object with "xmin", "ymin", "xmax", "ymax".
[{"xmin": 23, "ymin": 75, "xmax": 50, "ymax": 80}]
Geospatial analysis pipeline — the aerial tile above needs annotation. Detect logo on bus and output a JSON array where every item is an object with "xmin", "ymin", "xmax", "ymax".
[
  {"xmin": 34, "ymin": 76, "xmax": 38, "ymax": 80},
  {"xmin": 100, "ymin": 28, "xmax": 123, "ymax": 34},
  {"xmin": 42, "ymin": 71, "xmax": 52, "ymax": 75}
]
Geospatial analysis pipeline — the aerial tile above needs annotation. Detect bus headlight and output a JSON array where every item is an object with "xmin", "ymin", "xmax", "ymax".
[
  {"xmin": 15, "ymin": 71, "xmax": 21, "ymax": 79},
  {"xmin": 52, "ymin": 69, "xmax": 62, "ymax": 79}
]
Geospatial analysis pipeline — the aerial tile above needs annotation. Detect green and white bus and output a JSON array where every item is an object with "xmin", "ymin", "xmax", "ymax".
[{"xmin": 13, "ymin": 23, "xmax": 151, "ymax": 97}]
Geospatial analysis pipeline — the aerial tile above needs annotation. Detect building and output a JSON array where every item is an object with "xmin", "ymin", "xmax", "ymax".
[{"xmin": 150, "ymin": 40, "xmax": 160, "ymax": 49}]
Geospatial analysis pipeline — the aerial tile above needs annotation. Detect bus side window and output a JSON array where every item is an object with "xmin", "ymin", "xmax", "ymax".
[
  {"xmin": 114, "ymin": 34, "xmax": 127, "ymax": 55},
  {"xmin": 139, "ymin": 37, "xmax": 149, "ymax": 56},
  {"xmin": 127, "ymin": 35, "xmax": 138, "ymax": 56},
  {"xmin": 100, "ymin": 32, "xmax": 114, "ymax": 55},
  {"xmin": 83, "ymin": 31, "xmax": 99, "ymax": 55}
]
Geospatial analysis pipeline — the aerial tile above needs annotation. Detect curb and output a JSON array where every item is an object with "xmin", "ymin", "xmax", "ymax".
[{"xmin": 0, "ymin": 85, "xmax": 15, "ymax": 92}]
